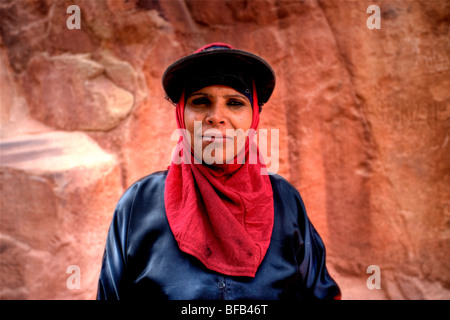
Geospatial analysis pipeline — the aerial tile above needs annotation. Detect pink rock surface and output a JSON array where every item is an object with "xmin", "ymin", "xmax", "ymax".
[
  {"xmin": 0, "ymin": 131, "xmax": 123, "ymax": 299},
  {"xmin": 0, "ymin": 0, "xmax": 448, "ymax": 299}
]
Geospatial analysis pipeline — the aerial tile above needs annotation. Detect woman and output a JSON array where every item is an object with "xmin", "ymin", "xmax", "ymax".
[{"xmin": 97, "ymin": 43, "xmax": 341, "ymax": 300}]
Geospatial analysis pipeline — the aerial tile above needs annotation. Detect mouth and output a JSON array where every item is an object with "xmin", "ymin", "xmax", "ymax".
[{"xmin": 202, "ymin": 135, "xmax": 233, "ymax": 142}]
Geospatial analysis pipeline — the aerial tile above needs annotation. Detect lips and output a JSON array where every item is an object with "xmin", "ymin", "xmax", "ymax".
[{"xmin": 202, "ymin": 134, "xmax": 233, "ymax": 142}]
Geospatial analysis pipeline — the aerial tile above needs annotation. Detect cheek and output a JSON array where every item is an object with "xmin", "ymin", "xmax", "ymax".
[
  {"xmin": 184, "ymin": 108, "xmax": 205, "ymax": 152},
  {"xmin": 235, "ymin": 107, "xmax": 253, "ymax": 131},
  {"xmin": 184, "ymin": 109, "xmax": 199, "ymax": 134}
]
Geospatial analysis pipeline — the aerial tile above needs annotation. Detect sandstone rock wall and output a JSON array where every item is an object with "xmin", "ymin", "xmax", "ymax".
[{"xmin": 0, "ymin": 0, "xmax": 448, "ymax": 299}]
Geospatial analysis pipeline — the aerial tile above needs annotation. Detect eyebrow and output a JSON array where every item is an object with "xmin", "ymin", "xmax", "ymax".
[{"xmin": 188, "ymin": 93, "xmax": 247, "ymax": 100}]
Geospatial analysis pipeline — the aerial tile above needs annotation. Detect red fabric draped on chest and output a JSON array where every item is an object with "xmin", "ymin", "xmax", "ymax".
[{"xmin": 164, "ymin": 85, "xmax": 274, "ymax": 277}]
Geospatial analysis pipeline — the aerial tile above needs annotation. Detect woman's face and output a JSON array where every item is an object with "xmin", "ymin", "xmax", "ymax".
[{"xmin": 184, "ymin": 85, "xmax": 253, "ymax": 164}]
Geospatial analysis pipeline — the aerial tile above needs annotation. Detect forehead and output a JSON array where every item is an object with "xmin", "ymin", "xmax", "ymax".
[{"xmin": 188, "ymin": 85, "xmax": 245, "ymax": 96}]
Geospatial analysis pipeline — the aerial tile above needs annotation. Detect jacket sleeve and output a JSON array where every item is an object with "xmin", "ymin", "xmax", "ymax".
[
  {"xmin": 296, "ymin": 193, "xmax": 341, "ymax": 300},
  {"xmin": 96, "ymin": 184, "xmax": 137, "ymax": 300}
]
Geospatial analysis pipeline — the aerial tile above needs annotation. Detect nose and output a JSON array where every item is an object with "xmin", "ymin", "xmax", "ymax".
[{"xmin": 205, "ymin": 101, "xmax": 226, "ymax": 126}]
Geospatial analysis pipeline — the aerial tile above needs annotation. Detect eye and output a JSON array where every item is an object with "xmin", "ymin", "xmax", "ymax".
[
  {"xmin": 191, "ymin": 97, "xmax": 210, "ymax": 106},
  {"xmin": 227, "ymin": 99, "xmax": 246, "ymax": 107}
]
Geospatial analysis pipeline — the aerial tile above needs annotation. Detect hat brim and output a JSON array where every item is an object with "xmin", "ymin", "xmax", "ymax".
[{"xmin": 162, "ymin": 48, "xmax": 275, "ymax": 105}]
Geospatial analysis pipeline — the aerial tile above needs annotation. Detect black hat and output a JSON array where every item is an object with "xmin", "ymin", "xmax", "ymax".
[{"xmin": 162, "ymin": 43, "xmax": 276, "ymax": 106}]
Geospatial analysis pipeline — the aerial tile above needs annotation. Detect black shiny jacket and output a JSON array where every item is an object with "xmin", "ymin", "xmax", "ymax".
[{"xmin": 97, "ymin": 171, "xmax": 340, "ymax": 300}]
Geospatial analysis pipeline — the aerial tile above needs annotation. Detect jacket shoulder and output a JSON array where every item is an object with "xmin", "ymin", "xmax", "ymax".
[
  {"xmin": 268, "ymin": 173, "xmax": 302, "ymax": 197},
  {"xmin": 123, "ymin": 170, "xmax": 168, "ymax": 196}
]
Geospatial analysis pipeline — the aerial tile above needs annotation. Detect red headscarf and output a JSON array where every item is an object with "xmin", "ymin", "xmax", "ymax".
[{"xmin": 164, "ymin": 46, "xmax": 274, "ymax": 277}]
